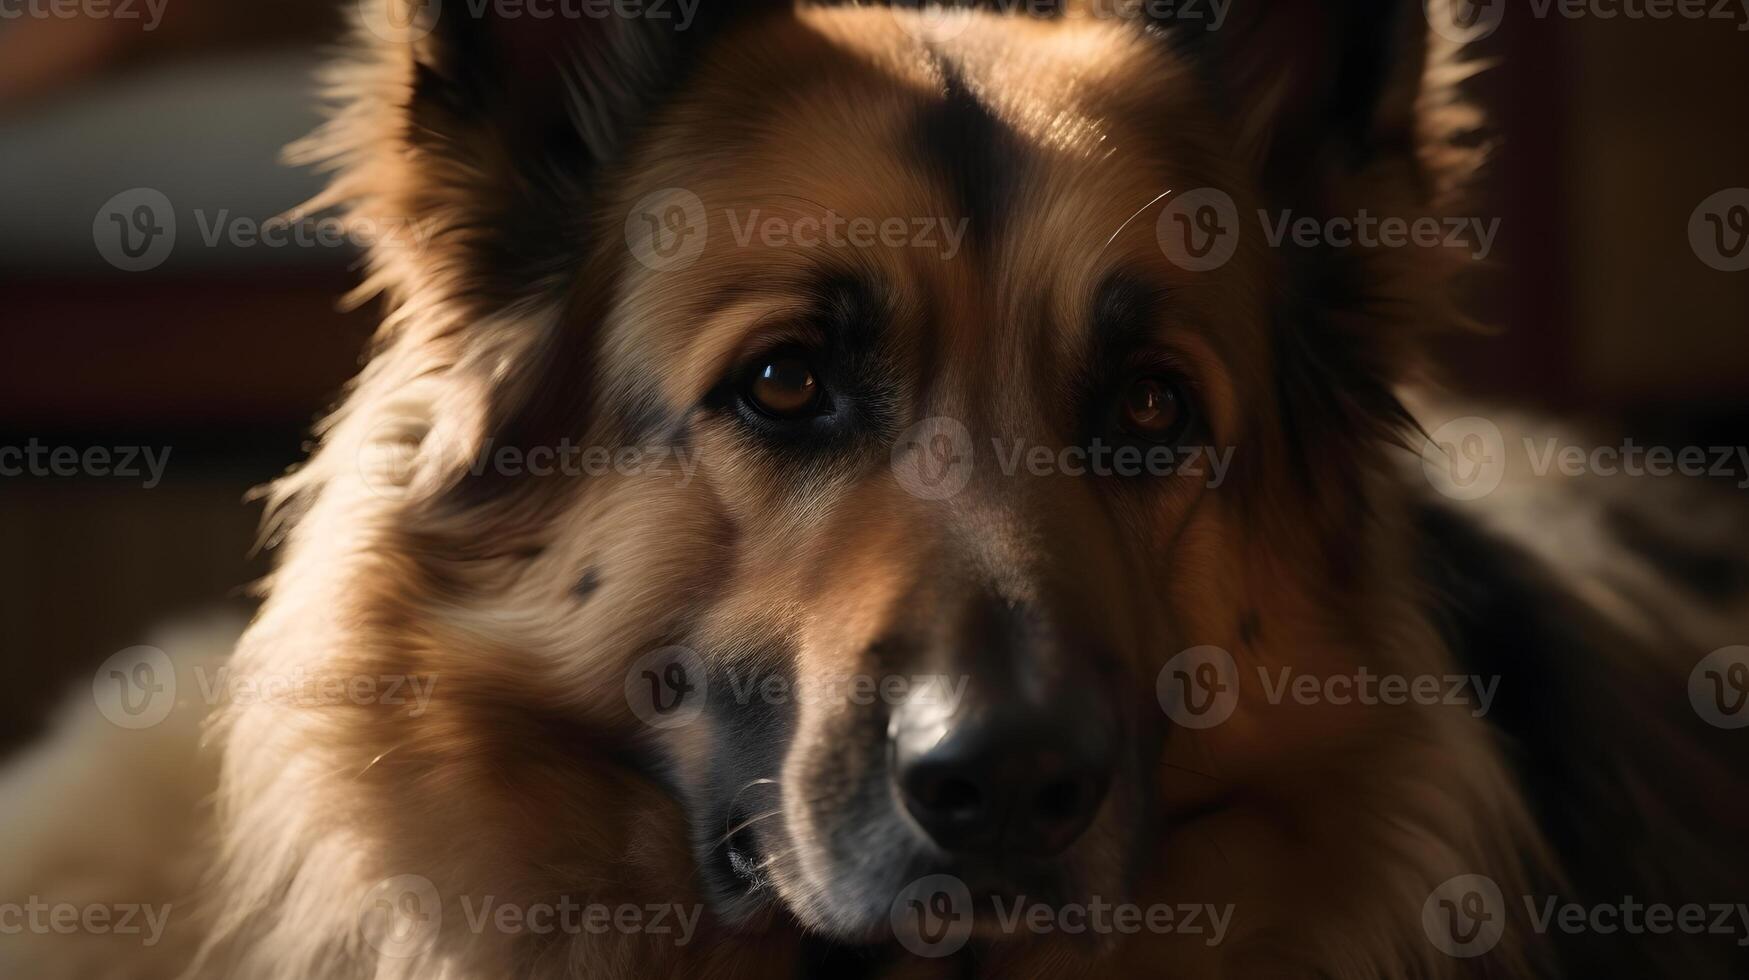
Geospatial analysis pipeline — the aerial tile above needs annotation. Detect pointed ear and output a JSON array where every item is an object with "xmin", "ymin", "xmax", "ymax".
[
  {"xmin": 1160, "ymin": 1, "xmax": 1491, "ymax": 497},
  {"xmin": 1167, "ymin": 0, "xmax": 1483, "ymax": 208},
  {"xmin": 408, "ymin": 1, "xmax": 757, "ymax": 185},
  {"xmin": 294, "ymin": 0, "xmax": 778, "ymax": 320}
]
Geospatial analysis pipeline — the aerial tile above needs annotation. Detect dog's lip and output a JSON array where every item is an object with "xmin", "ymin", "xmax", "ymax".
[
  {"xmin": 696, "ymin": 800, "xmax": 778, "ymax": 923},
  {"xmin": 723, "ymin": 818, "xmax": 766, "ymax": 889}
]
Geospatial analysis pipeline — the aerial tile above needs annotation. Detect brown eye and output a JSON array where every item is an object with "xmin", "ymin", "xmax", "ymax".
[
  {"xmin": 1119, "ymin": 376, "xmax": 1185, "ymax": 442},
  {"xmin": 748, "ymin": 356, "xmax": 821, "ymax": 417}
]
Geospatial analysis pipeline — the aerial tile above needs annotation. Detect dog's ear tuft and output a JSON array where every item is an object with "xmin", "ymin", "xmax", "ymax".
[
  {"xmin": 1165, "ymin": 0, "xmax": 1485, "ymax": 210},
  {"xmin": 408, "ymin": 2, "xmax": 729, "ymax": 182},
  {"xmin": 293, "ymin": 1, "xmax": 777, "ymax": 323},
  {"xmin": 1162, "ymin": 1, "xmax": 1491, "ymax": 497}
]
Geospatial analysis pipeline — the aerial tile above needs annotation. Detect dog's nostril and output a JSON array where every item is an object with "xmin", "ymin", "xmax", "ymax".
[
  {"xmin": 891, "ymin": 702, "xmax": 1114, "ymax": 857},
  {"xmin": 930, "ymin": 776, "xmax": 982, "ymax": 817},
  {"xmin": 1033, "ymin": 778, "xmax": 1081, "ymax": 823}
]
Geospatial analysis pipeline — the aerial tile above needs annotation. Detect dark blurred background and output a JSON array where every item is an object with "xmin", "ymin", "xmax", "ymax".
[{"xmin": 1, "ymin": 2, "xmax": 1746, "ymax": 752}]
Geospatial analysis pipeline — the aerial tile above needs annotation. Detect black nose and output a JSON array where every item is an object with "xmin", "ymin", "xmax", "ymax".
[{"xmin": 890, "ymin": 697, "xmax": 1113, "ymax": 856}]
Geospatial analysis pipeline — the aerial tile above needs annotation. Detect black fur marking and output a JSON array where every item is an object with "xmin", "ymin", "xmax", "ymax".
[
  {"xmin": 695, "ymin": 654, "xmax": 796, "ymax": 923},
  {"xmin": 1237, "ymin": 611, "xmax": 1262, "ymax": 648},
  {"xmin": 909, "ymin": 58, "xmax": 1016, "ymax": 248},
  {"xmin": 1420, "ymin": 499, "xmax": 1749, "ymax": 978},
  {"xmin": 1605, "ymin": 502, "xmax": 1749, "ymax": 607},
  {"xmin": 1091, "ymin": 272, "xmax": 1168, "ymax": 356},
  {"xmin": 572, "ymin": 567, "xmax": 601, "ymax": 600},
  {"xmin": 796, "ymin": 933, "xmax": 899, "ymax": 980},
  {"xmin": 1076, "ymin": 274, "xmax": 1165, "ymax": 426}
]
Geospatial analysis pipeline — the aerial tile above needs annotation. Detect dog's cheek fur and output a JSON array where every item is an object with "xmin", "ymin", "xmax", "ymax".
[
  {"xmin": 1072, "ymin": 6, "xmax": 1554, "ymax": 977},
  {"xmin": 194, "ymin": 453, "xmax": 800, "ymax": 978},
  {"xmin": 189, "ymin": 6, "xmax": 796, "ymax": 975},
  {"xmin": 202, "ymin": 5, "xmax": 1552, "ymax": 980}
]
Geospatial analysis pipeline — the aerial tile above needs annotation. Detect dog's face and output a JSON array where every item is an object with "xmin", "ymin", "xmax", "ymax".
[
  {"xmin": 300, "ymin": 0, "xmax": 1474, "ymax": 958},
  {"xmin": 597, "ymin": 12, "xmax": 1257, "ymax": 936}
]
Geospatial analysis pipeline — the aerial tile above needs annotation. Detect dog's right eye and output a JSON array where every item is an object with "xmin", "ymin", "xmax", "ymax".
[{"xmin": 745, "ymin": 354, "xmax": 823, "ymax": 419}]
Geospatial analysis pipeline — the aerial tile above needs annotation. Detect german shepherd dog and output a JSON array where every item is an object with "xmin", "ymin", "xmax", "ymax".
[{"xmin": 7, "ymin": 1, "xmax": 1746, "ymax": 978}]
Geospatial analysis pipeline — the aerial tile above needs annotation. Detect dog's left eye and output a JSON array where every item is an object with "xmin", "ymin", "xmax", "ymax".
[
  {"xmin": 745, "ymin": 354, "xmax": 823, "ymax": 418},
  {"xmin": 1117, "ymin": 375, "xmax": 1190, "ymax": 443}
]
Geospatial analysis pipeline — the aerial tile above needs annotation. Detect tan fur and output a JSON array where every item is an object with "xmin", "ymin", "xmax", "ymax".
[
  {"xmin": 185, "ymin": 5, "xmax": 1559, "ymax": 978},
  {"xmin": 4, "ymin": 5, "xmax": 1586, "ymax": 979}
]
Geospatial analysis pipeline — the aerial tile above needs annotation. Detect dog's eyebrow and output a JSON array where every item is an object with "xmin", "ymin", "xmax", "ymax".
[
  {"xmin": 1091, "ymin": 272, "xmax": 1169, "ymax": 357},
  {"xmin": 907, "ymin": 56, "xmax": 1015, "ymax": 248}
]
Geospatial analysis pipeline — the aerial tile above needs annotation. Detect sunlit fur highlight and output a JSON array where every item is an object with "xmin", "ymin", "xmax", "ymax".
[{"xmin": 196, "ymin": 4, "xmax": 1547, "ymax": 979}]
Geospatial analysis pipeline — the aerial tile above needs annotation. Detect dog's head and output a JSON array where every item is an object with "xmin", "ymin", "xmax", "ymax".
[{"xmin": 279, "ymin": 0, "xmax": 1484, "ymax": 956}]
